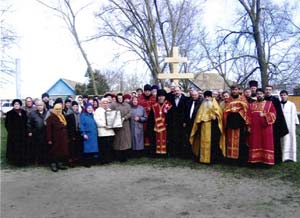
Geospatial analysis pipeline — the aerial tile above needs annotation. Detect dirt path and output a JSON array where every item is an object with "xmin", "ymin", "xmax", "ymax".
[{"xmin": 1, "ymin": 164, "xmax": 300, "ymax": 218}]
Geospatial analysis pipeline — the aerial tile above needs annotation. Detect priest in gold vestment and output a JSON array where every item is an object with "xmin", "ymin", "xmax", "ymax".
[{"xmin": 189, "ymin": 91, "xmax": 226, "ymax": 164}]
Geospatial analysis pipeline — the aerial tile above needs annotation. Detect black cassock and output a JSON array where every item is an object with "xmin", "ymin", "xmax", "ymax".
[
  {"xmin": 264, "ymin": 95, "xmax": 289, "ymax": 163},
  {"xmin": 66, "ymin": 112, "xmax": 83, "ymax": 163},
  {"xmin": 5, "ymin": 109, "xmax": 28, "ymax": 166},
  {"xmin": 168, "ymin": 94, "xmax": 188, "ymax": 158}
]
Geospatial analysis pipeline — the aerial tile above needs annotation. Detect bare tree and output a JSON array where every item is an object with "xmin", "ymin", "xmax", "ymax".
[
  {"xmin": 94, "ymin": 0, "xmax": 206, "ymax": 87},
  {"xmin": 213, "ymin": 0, "xmax": 300, "ymax": 88},
  {"xmin": 36, "ymin": 0, "xmax": 99, "ymax": 94},
  {"xmin": 0, "ymin": 1, "xmax": 17, "ymax": 85}
]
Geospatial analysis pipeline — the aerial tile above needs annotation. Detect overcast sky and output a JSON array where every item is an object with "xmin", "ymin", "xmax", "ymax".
[{"xmin": 1, "ymin": 0, "xmax": 235, "ymax": 99}]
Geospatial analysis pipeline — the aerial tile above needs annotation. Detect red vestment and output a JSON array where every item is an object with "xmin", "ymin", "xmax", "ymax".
[
  {"xmin": 152, "ymin": 101, "xmax": 172, "ymax": 154},
  {"xmin": 139, "ymin": 94, "xmax": 156, "ymax": 146},
  {"xmin": 223, "ymin": 95, "xmax": 250, "ymax": 159},
  {"xmin": 248, "ymin": 100, "xmax": 276, "ymax": 165}
]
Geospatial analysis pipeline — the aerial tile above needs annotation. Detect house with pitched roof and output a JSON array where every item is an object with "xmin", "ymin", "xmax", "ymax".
[{"xmin": 46, "ymin": 78, "xmax": 81, "ymax": 97}]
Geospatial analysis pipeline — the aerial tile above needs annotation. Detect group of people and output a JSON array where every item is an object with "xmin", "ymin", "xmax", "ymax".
[{"xmin": 4, "ymin": 81, "xmax": 299, "ymax": 172}]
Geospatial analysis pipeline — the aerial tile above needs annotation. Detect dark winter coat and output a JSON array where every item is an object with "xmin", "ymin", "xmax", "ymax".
[
  {"xmin": 46, "ymin": 112, "xmax": 69, "ymax": 159},
  {"xmin": 27, "ymin": 109, "xmax": 48, "ymax": 163},
  {"xmin": 5, "ymin": 109, "xmax": 28, "ymax": 165}
]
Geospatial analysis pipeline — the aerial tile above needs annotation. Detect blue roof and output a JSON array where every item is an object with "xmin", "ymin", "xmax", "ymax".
[{"xmin": 46, "ymin": 78, "xmax": 77, "ymax": 96}]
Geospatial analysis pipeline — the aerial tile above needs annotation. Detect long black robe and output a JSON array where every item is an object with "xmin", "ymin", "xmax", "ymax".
[
  {"xmin": 5, "ymin": 109, "xmax": 28, "ymax": 166},
  {"xmin": 264, "ymin": 95, "xmax": 289, "ymax": 163},
  {"xmin": 168, "ymin": 94, "xmax": 188, "ymax": 158},
  {"xmin": 66, "ymin": 112, "xmax": 83, "ymax": 162}
]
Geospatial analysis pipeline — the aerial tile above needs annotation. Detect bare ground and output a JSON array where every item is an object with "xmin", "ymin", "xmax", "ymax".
[{"xmin": 1, "ymin": 164, "xmax": 300, "ymax": 218}]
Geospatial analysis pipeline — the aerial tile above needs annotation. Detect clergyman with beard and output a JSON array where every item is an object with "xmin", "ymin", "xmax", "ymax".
[
  {"xmin": 248, "ymin": 88, "xmax": 276, "ymax": 165},
  {"xmin": 189, "ymin": 91, "xmax": 225, "ymax": 164},
  {"xmin": 223, "ymin": 85, "xmax": 250, "ymax": 165}
]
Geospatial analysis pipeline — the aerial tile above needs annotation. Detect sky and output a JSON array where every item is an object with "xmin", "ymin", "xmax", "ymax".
[{"xmin": 1, "ymin": 0, "xmax": 235, "ymax": 99}]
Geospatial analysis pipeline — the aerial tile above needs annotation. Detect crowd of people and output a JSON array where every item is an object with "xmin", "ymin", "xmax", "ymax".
[{"xmin": 4, "ymin": 81, "xmax": 299, "ymax": 172}]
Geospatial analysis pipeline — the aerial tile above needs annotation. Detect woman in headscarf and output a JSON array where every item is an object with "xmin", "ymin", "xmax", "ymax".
[
  {"xmin": 110, "ymin": 93, "xmax": 132, "ymax": 162},
  {"xmin": 130, "ymin": 96, "xmax": 147, "ymax": 157},
  {"xmin": 94, "ymin": 98, "xmax": 115, "ymax": 164},
  {"xmin": 46, "ymin": 102, "xmax": 69, "ymax": 172},
  {"xmin": 80, "ymin": 103, "xmax": 98, "ymax": 167},
  {"xmin": 5, "ymin": 99, "xmax": 28, "ymax": 166}
]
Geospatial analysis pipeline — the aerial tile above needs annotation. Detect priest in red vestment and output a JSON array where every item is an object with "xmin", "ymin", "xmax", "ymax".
[
  {"xmin": 248, "ymin": 88, "xmax": 276, "ymax": 165},
  {"xmin": 147, "ymin": 89, "xmax": 172, "ymax": 155},
  {"xmin": 223, "ymin": 85, "xmax": 250, "ymax": 164}
]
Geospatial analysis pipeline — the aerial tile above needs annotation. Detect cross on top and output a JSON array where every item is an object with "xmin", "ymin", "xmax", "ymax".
[{"xmin": 158, "ymin": 47, "xmax": 194, "ymax": 85}]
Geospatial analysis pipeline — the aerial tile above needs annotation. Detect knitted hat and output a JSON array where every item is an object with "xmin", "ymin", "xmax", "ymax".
[
  {"xmin": 144, "ymin": 84, "xmax": 152, "ymax": 91},
  {"xmin": 157, "ymin": 89, "xmax": 167, "ymax": 97},
  {"xmin": 71, "ymin": 101, "xmax": 78, "ymax": 106}
]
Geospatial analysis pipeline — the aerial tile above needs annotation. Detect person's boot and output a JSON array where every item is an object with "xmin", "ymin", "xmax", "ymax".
[
  {"xmin": 57, "ymin": 162, "xmax": 68, "ymax": 170},
  {"xmin": 68, "ymin": 159, "xmax": 75, "ymax": 168},
  {"xmin": 83, "ymin": 158, "xmax": 92, "ymax": 168},
  {"xmin": 50, "ymin": 162, "xmax": 58, "ymax": 172}
]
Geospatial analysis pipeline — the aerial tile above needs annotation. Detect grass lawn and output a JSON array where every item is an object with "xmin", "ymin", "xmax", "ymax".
[
  {"xmin": 1, "ymin": 118, "xmax": 300, "ymax": 185},
  {"xmin": 0, "ymin": 118, "xmax": 7, "ymax": 167}
]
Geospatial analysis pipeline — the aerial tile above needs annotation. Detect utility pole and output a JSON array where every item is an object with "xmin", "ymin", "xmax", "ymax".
[{"xmin": 15, "ymin": 58, "xmax": 21, "ymax": 99}]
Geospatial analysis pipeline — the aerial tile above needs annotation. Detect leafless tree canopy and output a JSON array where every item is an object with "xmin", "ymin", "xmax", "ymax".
[
  {"xmin": 16, "ymin": 0, "xmax": 300, "ymax": 92},
  {"xmin": 95, "ymin": 0, "xmax": 206, "ymax": 87},
  {"xmin": 36, "ymin": 0, "xmax": 99, "ymax": 94},
  {"xmin": 210, "ymin": 0, "xmax": 300, "ymax": 88}
]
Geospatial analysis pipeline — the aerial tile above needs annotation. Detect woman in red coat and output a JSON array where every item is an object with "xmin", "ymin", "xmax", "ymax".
[{"xmin": 46, "ymin": 102, "xmax": 69, "ymax": 172}]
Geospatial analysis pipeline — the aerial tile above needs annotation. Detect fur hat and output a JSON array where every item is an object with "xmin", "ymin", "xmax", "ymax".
[
  {"xmin": 248, "ymin": 80, "xmax": 258, "ymax": 87},
  {"xmin": 12, "ymin": 99, "xmax": 22, "ymax": 106}
]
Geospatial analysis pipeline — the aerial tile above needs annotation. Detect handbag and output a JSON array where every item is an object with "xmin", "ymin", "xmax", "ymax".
[{"xmin": 105, "ymin": 110, "xmax": 123, "ymax": 128}]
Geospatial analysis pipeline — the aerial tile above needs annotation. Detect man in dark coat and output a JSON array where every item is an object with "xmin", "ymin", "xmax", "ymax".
[
  {"xmin": 42, "ymin": 92, "xmax": 52, "ymax": 111},
  {"xmin": 27, "ymin": 99, "xmax": 48, "ymax": 164},
  {"xmin": 166, "ymin": 82, "xmax": 176, "ymax": 102},
  {"xmin": 184, "ymin": 90, "xmax": 203, "ymax": 153},
  {"xmin": 66, "ymin": 101, "xmax": 83, "ymax": 166},
  {"xmin": 264, "ymin": 85, "xmax": 289, "ymax": 164},
  {"xmin": 168, "ymin": 86, "xmax": 188, "ymax": 158},
  {"xmin": 5, "ymin": 99, "xmax": 28, "ymax": 166}
]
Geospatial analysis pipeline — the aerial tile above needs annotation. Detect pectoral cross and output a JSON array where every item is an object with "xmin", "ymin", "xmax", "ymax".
[{"xmin": 158, "ymin": 47, "xmax": 194, "ymax": 85}]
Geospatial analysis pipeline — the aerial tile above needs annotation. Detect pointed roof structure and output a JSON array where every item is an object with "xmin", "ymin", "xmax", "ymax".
[{"xmin": 46, "ymin": 78, "xmax": 81, "ymax": 97}]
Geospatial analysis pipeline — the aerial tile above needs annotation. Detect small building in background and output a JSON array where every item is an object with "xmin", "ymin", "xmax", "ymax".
[
  {"xmin": 294, "ymin": 86, "xmax": 300, "ymax": 95},
  {"xmin": 46, "ymin": 78, "xmax": 81, "ymax": 98},
  {"xmin": 194, "ymin": 72, "xmax": 230, "ymax": 91}
]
